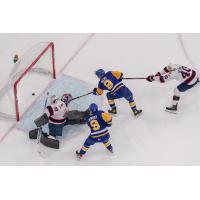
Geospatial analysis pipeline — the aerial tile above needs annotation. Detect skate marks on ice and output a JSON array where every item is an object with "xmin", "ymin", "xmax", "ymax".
[{"xmin": 17, "ymin": 74, "xmax": 103, "ymax": 158}]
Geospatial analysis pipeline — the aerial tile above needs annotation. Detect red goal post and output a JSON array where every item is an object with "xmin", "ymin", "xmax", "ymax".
[{"xmin": 0, "ymin": 42, "xmax": 56, "ymax": 121}]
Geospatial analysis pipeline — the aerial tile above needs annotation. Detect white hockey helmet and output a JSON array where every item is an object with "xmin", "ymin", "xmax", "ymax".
[{"xmin": 167, "ymin": 63, "xmax": 178, "ymax": 71}]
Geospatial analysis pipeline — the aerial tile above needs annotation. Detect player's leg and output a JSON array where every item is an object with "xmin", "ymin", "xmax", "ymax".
[
  {"xmin": 106, "ymin": 92, "xmax": 117, "ymax": 114},
  {"xmin": 76, "ymin": 136, "xmax": 95, "ymax": 159},
  {"xmin": 166, "ymin": 87, "xmax": 180, "ymax": 113},
  {"xmin": 103, "ymin": 140, "xmax": 113, "ymax": 153},
  {"xmin": 123, "ymin": 86, "xmax": 142, "ymax": 117},
  {"xmin": 166, "ymin": 79, "xmax": 199, "ymax": 113},
  {"xmin": 100, "ymin": 134, "xmax": 113, "ymax": 153}
]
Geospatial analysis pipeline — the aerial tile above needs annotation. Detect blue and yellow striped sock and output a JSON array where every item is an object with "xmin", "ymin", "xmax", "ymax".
[
  {"xmin": 80, "ymin": 145, "xmax": 89, "ymax": 155},
  {"xmin": 108, "ymin": 99, "xmax": 116, "ymax": 110},
  {"xmin": 103, "ymin": 140, "xmax": 113, "ymax": 151},
  {"xmin": 129, "ymin": 100, "xmax": 136, "ymax": 111}
]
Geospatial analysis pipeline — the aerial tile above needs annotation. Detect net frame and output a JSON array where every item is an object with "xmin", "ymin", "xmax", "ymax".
[{"xmin": 0, "ymin": 42, "xmax": 56, "ymax": 121}]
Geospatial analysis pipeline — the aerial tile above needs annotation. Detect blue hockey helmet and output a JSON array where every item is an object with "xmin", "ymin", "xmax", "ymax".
[
  {"xmin": 89, "ymin": 103, "xmax": 98, "ymax": 113},
  {"xmin": 95, "ymin": 69, "xmax": 105, "ymax": 78}
]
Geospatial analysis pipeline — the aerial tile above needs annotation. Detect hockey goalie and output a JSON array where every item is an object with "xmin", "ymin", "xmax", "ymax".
[
  {"xmin": 146, "ymin": 63, "xmax": 199, "ymax": 113},
  {"xmin": 29, "ymin": 93, "xmax": 89, "ymax": 149}
]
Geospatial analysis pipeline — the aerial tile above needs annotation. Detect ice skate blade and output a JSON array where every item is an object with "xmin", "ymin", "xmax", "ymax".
[
  {"xmin": 133, "ymin": 111, "xmax": 143, "ymax": 118},
  {"xmin": 165, "ymin": 109, "xmax": 177, "ymax": 114}
]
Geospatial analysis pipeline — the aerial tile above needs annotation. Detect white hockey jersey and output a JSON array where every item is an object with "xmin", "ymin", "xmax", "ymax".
[
  {"xmin": 45, "ymin": 99, "xmax": 69, "ymax": 125},
  {"xmin": 154, "ymin": 64, "xmax": 199, "ymax": 85}
]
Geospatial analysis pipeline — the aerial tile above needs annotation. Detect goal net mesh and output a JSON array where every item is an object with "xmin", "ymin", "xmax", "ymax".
[{"xmin": 0, "ymin": 42, "xmax": 56, "ymax": 121}]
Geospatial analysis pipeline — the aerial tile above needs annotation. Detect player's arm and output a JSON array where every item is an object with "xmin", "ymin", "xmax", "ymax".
[
  {"xmin": 156, "ymin": 63, "xmax": 180, "ymax": 76},
  {"xmin": 33, "ymin": 106, "xmax": 54, "ymax": 128},
  {"xmin": 112, "ymin": 71, "xmax": 123, "ymax": 81},
  {"xmin": 156, "ymin": 66, "xmax": 171, "ymax": 76},
  {"xmin": 146, "ymin": 67, "xmax": 169, "ymax": 82},
  {"xmin": 154, "ymin": 72, "xmax": 175, "ymax": 83},
  {"xmin": 146, "ymin": 72, "xmax": 175, "ymax": 83},
  {"xmin": 44, "ymin": 106, "xmax": 54, "ymax": 117},
  {"xmin": 101, "ymin": 112, "xmax": 112, "ymax": 127}
]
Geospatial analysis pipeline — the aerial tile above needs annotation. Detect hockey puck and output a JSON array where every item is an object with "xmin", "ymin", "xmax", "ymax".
[{"xmin": 32, "ymin": 93, "xmax": 35, "ymax": 96}]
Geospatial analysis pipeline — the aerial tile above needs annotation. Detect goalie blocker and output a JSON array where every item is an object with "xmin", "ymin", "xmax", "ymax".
[{"xmin": 29, "ymin": 110, "xmax": 89, "ymax": 149}]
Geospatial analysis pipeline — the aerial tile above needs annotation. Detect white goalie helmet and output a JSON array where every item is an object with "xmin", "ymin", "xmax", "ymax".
[
  {"xmin": 61, "ymin": 93, "xmax": 73, "ymax": 105},
  {"xmin": 50, "ymin": 95, "xmax": 60, "ymax": 104}
]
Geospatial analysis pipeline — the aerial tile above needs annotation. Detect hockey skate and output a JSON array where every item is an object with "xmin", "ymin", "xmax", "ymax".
[
  {"xmin": 76, "ymin": 150, "xmax": 83, "ymax": 160},
  {"xmin": 108, "ymin": 147, "xmax": 114, "ymax": 154},
  {"xmin": 108, "ymin": 108, "xmax": 117, "ymax": 114},
  {"xmin": 133, "ymin": 109, "xmax": 143, "ymax": 117},
  {"xmin": 165, "ymin": 104, "xmax": 177, "ymax": 114}
]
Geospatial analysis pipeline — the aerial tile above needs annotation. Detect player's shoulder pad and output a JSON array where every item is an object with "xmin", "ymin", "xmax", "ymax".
[
  {"xmin": 111, "ymin": 71, "xmax": 123, "ymax": 79},
  {"xmin": 101, "ymin": 111, "xmax": 112, "ymax": 122}
]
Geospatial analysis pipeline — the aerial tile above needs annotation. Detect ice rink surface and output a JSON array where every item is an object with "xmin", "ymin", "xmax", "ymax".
[{"xmin": 0, "ymin": 33, "xmax": 200, "ymax": 165}]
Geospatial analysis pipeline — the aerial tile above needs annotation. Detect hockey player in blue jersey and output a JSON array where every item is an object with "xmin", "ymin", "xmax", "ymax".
[
  {"xmin": 76, "ymin": 103, "xmax": 113, "ymax": 159},
  {"xmin": 93, "ymin": 69, "xmax": 142, "ymax": 117}
]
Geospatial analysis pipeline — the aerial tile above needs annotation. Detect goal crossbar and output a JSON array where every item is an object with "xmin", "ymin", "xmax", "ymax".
[{"xmin": 0, "ymin": 42, "xmax": 56, "ymax": 121}]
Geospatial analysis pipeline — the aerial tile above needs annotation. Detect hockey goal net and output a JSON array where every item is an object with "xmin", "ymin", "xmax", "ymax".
[{"xmin": 0, "ymin": 42, "xmax": 56, "ymax": 121}]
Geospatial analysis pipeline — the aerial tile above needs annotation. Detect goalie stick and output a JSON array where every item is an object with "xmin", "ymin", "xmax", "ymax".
[
  {"xmin": 36, "ymin": 92, "xmax": 49, "ymax": 143},
  {"xmin": 36, "ymin": 92, "xmax": 49, "ymax": 156},
  {"xmin": 70, "ymin": 92, "xmax": 93, "ymax": 101}
]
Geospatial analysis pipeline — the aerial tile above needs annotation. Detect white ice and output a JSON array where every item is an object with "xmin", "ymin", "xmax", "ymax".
[{"xmin": 0, "ymin": 33, "xmax": 200, "ymax": 165}]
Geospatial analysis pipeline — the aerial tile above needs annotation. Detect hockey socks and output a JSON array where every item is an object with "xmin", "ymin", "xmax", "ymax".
[
  {"xmin": 129, "ymin": 100, "xmax": 143, "ymax": 117},
  {"xmin": 103, "ymin": 140, "xmax": 113, "ymax": 153},
  {"xmin": 129, "ymin": 100, "xmax": 136, "ymax": 110}
]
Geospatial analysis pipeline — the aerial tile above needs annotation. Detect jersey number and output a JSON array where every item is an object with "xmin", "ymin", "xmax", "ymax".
[
  {"xmin": 90, "ymin": 120, "xmax": 100, "ymax": 131},
  {"xmin": 181, "ymin": 66, "xmax": 191, "ymax": 78},
  {"xmin": 103, "ymin": 79, "xmax": 113, "ymax": 90}
]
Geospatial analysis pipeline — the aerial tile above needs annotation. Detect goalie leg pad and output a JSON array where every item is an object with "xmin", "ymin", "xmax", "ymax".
[
  {"xmin": 67, "ymin": 110, "xmax": 89, "ymax": 125},
  {"xmin": 40, "ymin": 135, "xmax": 60, "ymax": 149},
  {"xmin": 29, "ymin": 129, "xmax": 48, "ymax": 139},
  {"xmin": 29, "ymin": 128, "xmax": 39, "ymax": 139}
]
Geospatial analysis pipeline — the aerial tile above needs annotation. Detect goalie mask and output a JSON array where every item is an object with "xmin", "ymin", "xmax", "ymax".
[
  {"xmin": 61, "ymin": 93, "xmax": 73, "ymax": 105},
  {"xmin": 50, "ymin": 95, "xmax": 60, "ymax": 104}
]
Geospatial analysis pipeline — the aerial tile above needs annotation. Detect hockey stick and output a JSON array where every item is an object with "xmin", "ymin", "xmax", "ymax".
[
  {"xmin": 36, "ymin": 92, "xmax": 49, "ymax": 144},
  {"xmin": 71, "ymin": 92, "xmax": 93, "ymax": 101},
  {"xmin": 123, "ymin": 77, "xmax": 146, "ymax": 80}
]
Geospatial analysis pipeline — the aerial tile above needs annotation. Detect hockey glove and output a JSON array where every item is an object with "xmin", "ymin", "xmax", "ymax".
[
  {"xmin": 93, "ymin": 88, "xmax": 98, "ymax": 95},
  {"xmin": 155, "ymin": 72, "xmax": 161, "ymax": 77},
  {"xmin": 146, "ymin": 75, "xmax": 155, "ymax": 82},
  {"xmin": 118, "ymin": 73, "xmax": 124, "ymax": 82}
]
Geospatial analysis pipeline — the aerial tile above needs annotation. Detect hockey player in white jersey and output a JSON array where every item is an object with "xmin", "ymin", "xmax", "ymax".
[
  {"xmin": 146, "ymin": 63, "xmax": 199, "ymax": 113},
  {"xmin": 29, "ymin": 93, "xmax": 89, "ymax": 149}
]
